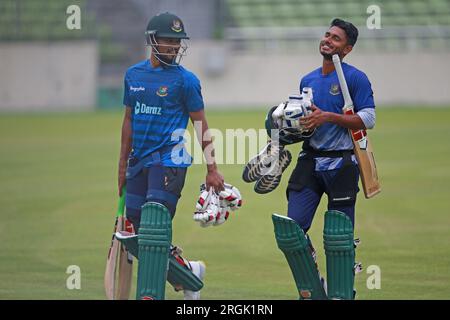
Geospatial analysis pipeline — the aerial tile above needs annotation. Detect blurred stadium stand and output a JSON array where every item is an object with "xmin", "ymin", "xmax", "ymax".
[
  {"xmin": 0, "ymin": 0, "xmax": 449, "ymax": 110},
  {"xmin": 0, "ymin": 0, "xmax": 96, "ymax": 41},
  {"xmin": 85, "ymin": 0, "xmax": 224, "ymax": 108},
  {"xmin": 0, "ymin": 0, "xmax": 100, "ymax": 110},
  {"xmin": 225, "ymin": 0, "xmax": 450, "ymax": 51}
]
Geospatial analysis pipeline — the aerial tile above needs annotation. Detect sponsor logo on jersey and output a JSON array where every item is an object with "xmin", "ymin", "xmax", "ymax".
[
  {"xmin": 171, "ymin": 20, "xmax": 183, "ymax": 32},
  {"xmin": 135, "ymin": 101, "xmax": 162, "ymax": 115},
  {"xmin": 156, "ymin": 86, "xmax": 169, "ymax": 97},
  {"xmin": 130, "ymin": 86, "xmax": 145, "ymax": 92}
]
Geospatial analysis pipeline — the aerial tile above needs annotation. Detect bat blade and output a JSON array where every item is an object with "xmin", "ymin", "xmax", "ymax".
[
  {"xmin": 116, "ymin": 217, "xmax": 134, "ymax": 300},
  {"xmin": 104, "ymin": 189, "xmax": 127, "ymax": 300},
  {"xmin": 354, "ymin": 137, "xmax": 381, "ymax": 198},
  {"xmin": 104, "ymin": 217, "xmax": 122, "ymax": 299},
  {"xmin": 332, "ymin": 54, "xmax": 381, "ymax": 199}
]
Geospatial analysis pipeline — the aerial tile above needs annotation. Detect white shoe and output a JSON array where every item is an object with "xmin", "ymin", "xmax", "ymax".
[{"xmin": 183, "ymin": 261, "xmax": 206, "ymax": 300}]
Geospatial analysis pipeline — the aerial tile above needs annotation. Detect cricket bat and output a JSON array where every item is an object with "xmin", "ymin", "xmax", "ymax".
[
  {"xmin": 332, "ymin": 54, "xmax": 381, "ymax": 199},
  {"xmin": 104, "ymin": 187, "xmax": 134, "ymax": 300},
  {"xmin": 116, "ymin": 215, "xmax": 134, "ymax": 300}
]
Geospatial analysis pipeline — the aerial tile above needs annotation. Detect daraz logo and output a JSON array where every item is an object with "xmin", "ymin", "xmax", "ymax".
[{"xmin": 135, "ymin": 101, "xmax": 162, "ymax": 115}]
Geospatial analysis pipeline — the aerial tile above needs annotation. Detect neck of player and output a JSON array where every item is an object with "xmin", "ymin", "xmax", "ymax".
[{"xmin": 322, "ymin": 58, "xmax": 336, "ymax": 75}]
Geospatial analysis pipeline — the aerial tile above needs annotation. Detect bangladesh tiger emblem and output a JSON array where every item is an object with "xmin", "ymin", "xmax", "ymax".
[
  {"xmin": 171, "ymin": 20, "xmax": 183, "ymax": 32},
  {"xmin": 156, "ymin": 86, "xmax": 168, "ymax": 97},
  {"xmin": 330, "ymin": 84, "xmax": 340, "ymax": 96}
]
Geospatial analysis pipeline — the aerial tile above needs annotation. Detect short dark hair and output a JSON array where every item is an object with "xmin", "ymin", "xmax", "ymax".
[{"xmin": 330, "ymin": 18, "xmax": 359, "ymax": 46}]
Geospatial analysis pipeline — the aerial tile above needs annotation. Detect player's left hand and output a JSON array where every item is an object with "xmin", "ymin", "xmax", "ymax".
[{"xmin": 300, "ymin": 104, "xmax": 329, "ymax": 130}]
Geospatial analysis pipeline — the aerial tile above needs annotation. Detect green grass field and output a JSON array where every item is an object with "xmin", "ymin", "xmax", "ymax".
[{"xmin": 1, "ymin": 108, "xmax": 450, "ymax": 300}]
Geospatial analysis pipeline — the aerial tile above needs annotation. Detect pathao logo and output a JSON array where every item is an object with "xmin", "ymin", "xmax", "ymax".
[
  {"xmin": 171, "ymin": 20, "xmax": 182, "ymax": 32},
  {"xmin": 156, "ymin": 86, "xmax": 168, "ymax": 97},
  {"xmin": 130, "ymin": 86, "xmax": 145, "ymax": 92}
]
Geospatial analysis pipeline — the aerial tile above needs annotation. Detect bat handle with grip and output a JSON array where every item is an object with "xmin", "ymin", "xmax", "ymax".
[
  {"xmin": 117, "ymin": 186, "xmax": 126, "ymax": 217},
  {"xmin": 332, "ymin": 54, "xmax": 353, "ymax": 110}
]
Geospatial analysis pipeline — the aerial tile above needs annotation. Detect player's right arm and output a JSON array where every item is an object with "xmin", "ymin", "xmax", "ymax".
[
  {"xmin": 118, "ymin": 106, "xmax": 132, "ymax": 196},
  {"xmin": 302, "ymin": 104, "xmax": 366, "ymax": 131}
]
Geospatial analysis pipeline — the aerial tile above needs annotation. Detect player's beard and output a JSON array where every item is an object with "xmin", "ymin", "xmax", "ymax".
[
  {"xmin": 156, "ymin": 47, "xmax": 180, "ymax": 67},
  {"xmin": 157, "ymin": 53, "xmax": 176, "ymax": 66},
  {"xmin": 321, "ymin": 52, "xmax": 333, "ymax": 60}
]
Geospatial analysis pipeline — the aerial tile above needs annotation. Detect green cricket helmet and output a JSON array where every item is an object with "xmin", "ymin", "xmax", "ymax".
[
  {"xmin": 146, "ymin": 12, "xmax": 189, "ymax": 39},
  {"xmin": 145, "ymin": 12, "xmax": 189, "ymax": 66}
]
